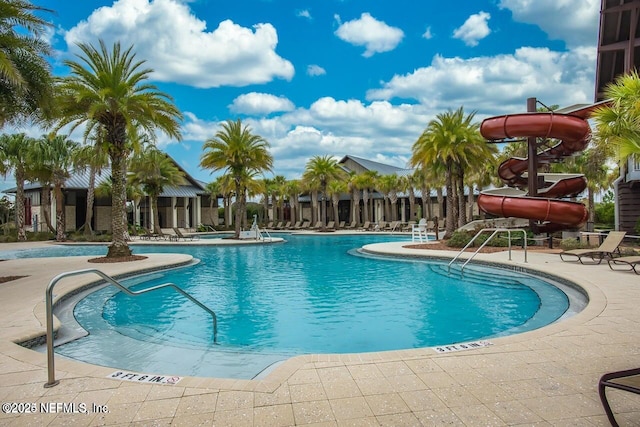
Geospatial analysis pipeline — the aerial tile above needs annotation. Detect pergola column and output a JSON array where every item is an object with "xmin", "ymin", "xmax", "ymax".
[{"xmin": 171, "ymin": 197, "xmax": 178, "ymax": 228}]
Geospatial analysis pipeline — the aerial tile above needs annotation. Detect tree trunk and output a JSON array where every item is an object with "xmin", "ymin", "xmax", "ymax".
[
  {"xmin": 444, "ymin": 167, "xmax": 456, "ymax": 238},
  {"xmin": 457, "ymin": 172, "xmax": 466, "ymax": 227},
  {"xmin": 352, "ymin": 190, "xmax": 361, "ymax": 225},
  {"xmin": 311, "ymin": 191, "xmax": 318, "ymax": 225},
  {"xmin": 41, "ymin": 185, "xmax": 55, "ymax": 233},
  {"xmin": 15, "ymin": 167, "xmax": 26, "ymax": 241},
  {"xmin": 468, "ymin": 184, "xmax": 474, "ymax": 224},
  {"xmin": 408, "ymin": 188, "xmax": 415, "ymax": 221},
  {"xmin": 362, "ymin": 189, "xmax": 370, "ymax": 223},
  {"xmin": 152, "ymin": 195, "xmax": 161, "ymax": 234},
  {"xmin": 107, "ymin": 150, "xmax": 132, "ymax": 258},
  {"xmin": 84, "ymin": 165, "xmax": 96, "ymax": 235},
  {"xmin": 54, "ymin": 183, "xmax": 66, "ymax": 241},
  {"xmin": 233, "ymin": 181, "xmax": 242, "ymax": 238}
]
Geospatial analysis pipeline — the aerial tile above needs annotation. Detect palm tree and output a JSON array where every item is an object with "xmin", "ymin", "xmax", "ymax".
[
  {"xmin": 286, "ymin": 179, "xmax": 302, "ymax": 224},
  {"xmin": 411, "ymin": 107, "xmax": 489, "ymax": 236},
  {"xmin": 28, "ymin": 136, "xmax": 55, "ymax": 234},
  {"xmin": 327, "ymin": 179, "xmax": 346, "ymax": 224},
  {"xmin": 129, "ymin": 148, "xmax": 184, "ymax": 233},
  {"xmin": 302, "ymin": 155, "xmax": 344, "ymax": 230},
  {"xmin": 378, "ymin": 174, "xmax": 401, "ymax": 222},
  {"xmin": 272, "ymin": 175, "xmax": 287, "ymax": 222},
  {"xmin": 0, "ymin": 133, "xmax": 35, "ymax": 240},
  {"xmin": 204, "ymin": 179, "xmax": 221, "ymax": 226},
  {"xmin": 55, "ymin": 40, "xmax": 182, "ymax": 257},
  {"xmin": 200, "ymin": 119, "xmax": 273, "ymax": 238},
  {"xmin": 347, "ymin": 171, "xmax": 361, "ymax": 225},
  {"xmin": 593, "ymin": 70, "xmax": 640, "ymax": 164},
  {"xmin": 73, "ymin": 128, "xmax": 110, "ymax": 235},
  {"xmin": 0, "ymin": 0, "xmax": 54, "ymax": 126},
  {"xmin": 36, "ymin": 133, "xmax": 79, "ymax": 241},
  {"xmin": 259, "ymin": 178, "xmax": 273, "ymax": 224},
  {"xmin": 401, "ymin": 173, "xmax": 418, "ymax": 222},
  {"xmin": 354, "ymin": 171, "xmax": 378, "ymax": 224}
]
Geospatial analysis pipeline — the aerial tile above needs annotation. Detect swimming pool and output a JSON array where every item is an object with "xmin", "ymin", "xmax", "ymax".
[{"xmin": 7, "ymin": 235, "xmax": 583, "ymax": 379}]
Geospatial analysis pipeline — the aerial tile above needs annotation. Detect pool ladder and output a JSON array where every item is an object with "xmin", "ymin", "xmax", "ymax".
[
  {"xmin": 44, "ymin": 268, "xmax": 218, "ymax": 388},
  {"xmin": 447, "ymin": 228, "xmax": 528, "ymax": 274}
]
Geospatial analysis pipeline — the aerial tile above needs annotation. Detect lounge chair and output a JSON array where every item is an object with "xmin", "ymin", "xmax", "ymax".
[
  {"xmin": 274, "ymin": 221, "xmax": 283, "ymax": 229},
  {"xmin": 300, "ymin": 221, "xmax": 310, "ymax": 229},
  {"xmin": 160, "ymin": 228, "xmax": 179, "ymax": 241},
  {"xmin": 326, "ymin": 221, "xmax": 335, "ymax": 229},
  {"xmin": 338, "ymin": 221, "xmax": 345, "ymax": 229},
  {"xmin": 310, "ymin": 221, "xmax": 323, "ymax": 230},
  {"xmin": 608, "ymin": 255, "xmax": 640, "ymax": 274},
  {"xmin": 345, "ymin": 221, "xmax": 357, "ymax": 229},
  {"xmin": 358, "ymin": 221, "xmax": 371, "ymax": 231},
  {"xmin": 402, "ymin": 221, "xmax": 416, "ymax": 232},
  {"xmin": 599, "ymin": 367, "xmax": 640, "ymax": 426},
  {"xmin": 559, "ymin": 231, "xmax": 626, "ymax": 264},
  {"xmin": 287, "ymin": 221, "xmax": 300, "ymax": 229},
  {"xmin": 140, "ymin": 228, "xmax": 159, "ymax": 240},
  {"xmin": 375, "ymin": 221, "xmax": 387, "ymax": 231},
  {"xmin": 174, "ymin": 227, "xmax": 198, "ymax": 241}
]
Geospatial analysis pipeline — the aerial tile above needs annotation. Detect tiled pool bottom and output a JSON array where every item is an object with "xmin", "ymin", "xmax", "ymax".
[{"xmin": 36, "ymin": 283, "xmax": 291, "ymax": 380}]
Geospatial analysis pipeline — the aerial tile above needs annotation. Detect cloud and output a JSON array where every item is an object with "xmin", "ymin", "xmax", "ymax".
[
  {"xmin": 296, "ymin": 9, "xmax": 311, "ymax": 19},
  {"xmin": 307, "ymin": 64, "xmax": 326, "ymax": 76},
  {"xmin": 229, "ymin": 93, "xmax": 295, "ymax": 115},
  {"xmin": 63, "ymin": 0, "xmax": 294, "ymax": 88},
  {"xmin": 366, "ymin": 46, "xmax": 596, "ymax": 116},
  {"xmin": 422, "ymin": 26, "xmax": 433, "ymax": 40},
  {"xmin": 453, "ymin": 11, "xmax": 491, "ymax": 47},
  {"xmin": 499, "ymin": 0, "xmax": 599, "ymax": 47},
  {"xmin": 334, "ymin": 12, "xmax": 404, "ymax": 57}
]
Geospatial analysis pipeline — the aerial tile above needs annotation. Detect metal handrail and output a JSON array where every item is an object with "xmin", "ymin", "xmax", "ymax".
[
  {"xmin": 44, "ymin": 268, "xmax": 218, "ymax": 388},
  {"xmin": 447, "ymin": 228, "xmax": 528, "ymax": 274}
]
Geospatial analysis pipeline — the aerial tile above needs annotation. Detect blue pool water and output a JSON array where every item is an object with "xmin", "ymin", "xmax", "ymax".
[{"xmin": 3, "ymin": 235, "xmax": 577, "ymax": 378}]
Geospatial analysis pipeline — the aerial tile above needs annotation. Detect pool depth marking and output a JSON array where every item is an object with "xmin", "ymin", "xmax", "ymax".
[
  {"xmin": 107, "ymin": 371, "xmax": 182, "ymax": 385},
  {"xmin": 433, "ymin": 340, "xmax": 493, "ymax": 353}
]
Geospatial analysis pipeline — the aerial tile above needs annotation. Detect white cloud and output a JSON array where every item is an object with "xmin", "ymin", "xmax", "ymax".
[
  {"xmin": 499, "ymin": 0, "xmax": 599, "ymax": 47},
  {"xmin": 366, "ymin": 46, "xmax": 596, "ymax": 117},
  {"xmin": 453, "ymin": 11, "xmax": 491, "ymax": 47},
  {"xmin": 307, "ymin": 64, "xmax": 326, "ymax": 76},
  {"xmin": 64, "ymin": 0, "xmax": 294, "ymax": 88},
  {"xmin": 422, "ymin": 27, "xmax": 433, "ymax": 40},
  {"xmin": 229, "ymin": 92, "xmax": 295, "ymax": 115},
  {"xmin": 334, "ymin": 13, "xmax": 404, "ymax": 57},
  {"xmin": 297, "ymin": 9, "xmax": 311, "ymax": 19}
]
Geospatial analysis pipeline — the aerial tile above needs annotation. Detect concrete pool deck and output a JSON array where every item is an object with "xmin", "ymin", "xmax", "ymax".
[{"xmin": 0, "ymin": 238, "xmax": 639, "ymax": 425}]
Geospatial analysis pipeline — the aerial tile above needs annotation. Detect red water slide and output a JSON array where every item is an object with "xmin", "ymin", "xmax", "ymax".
[{"xmin": 477, "ymin": 113, "xmax": 590, "ymax": 232}]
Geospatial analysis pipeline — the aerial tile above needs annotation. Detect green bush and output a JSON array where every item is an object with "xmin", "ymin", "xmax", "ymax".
[
  {"xmin": 446, "ymin": 229, "xmax": 534, "ymax": 248},
  {"xmin": 594, "ymin": 191, "xmax": 615, "ymax": 227}
]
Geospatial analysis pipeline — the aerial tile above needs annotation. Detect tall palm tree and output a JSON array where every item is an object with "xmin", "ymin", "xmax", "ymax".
[
  {"xmin": 302, "ymin": 155, "xmax": 344, "ymax": 230},
  {"xmin": 27, "ymin": 136, "xmax": 55, "ymax": 234},
  {"xmin": 411, "ymin": 107, "xmax": 489, "ymax": 236},
  {"xmin": 347, "ymin": 171, "xmax": 361, "ymax": 225},
  {"xmin": 378, "ymin": 174, "xmax": 401, "ymax": 222},
  {"xmin": 0, "ymin": 133, "xmax": 34, "ymax": 240},
  {"xmin": 272, "ymin": 175, "xmax": 287, "ymax": 222},
  {"xmin": 0, "ymin": 0, "xmax": 54, "ymax": 126},
  {"xmin": 204, "ymin": 179, "xmax": 221, "ymax": 226},
  {"xmin": 354, "ymin": 171, "xmax": 378, "ymax": 224},
  {"xmin": 259, "ymin": 177, "xmax": 273, "ymax": 224},
  {"xmin": 327, "ymin": 179, "xmax": 346, "ymax": 224},
  {"xmin": 286, "ymin": 179, "xmax": 302, "ymax": 224},
  {"xmin": 35, "ymin": 133, "xmax": 79, "ymax": 241},
  {"xmin": 200, "ymin": 119, "xmax": 273, "ymax": 238},
  {"xmin": 129, "ymin": 148, "xmax": 184, "ymax": 233},
  {"xmin": 55, "ymin": 40, "xmax": 182, "ymax": 257},
  {"xmin": 73, "ymin": 127, "xmax": 109, "ymax": 235}
]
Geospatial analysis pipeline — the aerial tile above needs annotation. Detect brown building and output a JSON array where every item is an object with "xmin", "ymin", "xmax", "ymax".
[{"xmin": 596, "ymin": 0, "xmax": 640, "ymax": 233}]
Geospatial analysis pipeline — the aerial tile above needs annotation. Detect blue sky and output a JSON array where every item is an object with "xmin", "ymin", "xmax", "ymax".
[{"xmin": 3, "ymin": 0, "xmax": 601, "ymax": 190}]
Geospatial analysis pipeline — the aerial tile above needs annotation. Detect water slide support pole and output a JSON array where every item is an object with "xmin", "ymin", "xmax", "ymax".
[{"xmin": 527, "ymin": 97, "xmax": 538, "ymax": 232}]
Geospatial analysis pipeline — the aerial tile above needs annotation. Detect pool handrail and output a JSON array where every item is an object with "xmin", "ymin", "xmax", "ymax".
[
  {"xmin": 44, "ymin": 268, "xmax": 218, "ymax": 388},
  {"xmin": 447, "ymin": 228, "xmax": 528, "ymax": 274}
]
